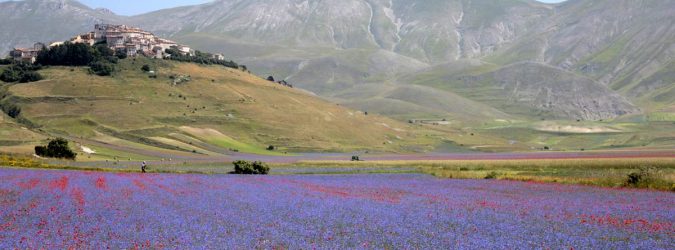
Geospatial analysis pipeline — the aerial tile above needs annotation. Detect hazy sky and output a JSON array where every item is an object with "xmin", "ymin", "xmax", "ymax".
[{"xmin": 2, "ymin": 0, "xmax": 569, "ymax": 16}]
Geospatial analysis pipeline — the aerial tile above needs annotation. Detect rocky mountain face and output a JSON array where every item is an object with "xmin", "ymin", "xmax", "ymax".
[
  {"xmin": 0, "ymin": 0, "xmax": 119, "ymax": 53},
  {"xmin": 1, "ymin": 0, "xmax": 672, "ymax": 121},
  {"xmin": 131, "ymin": 0, "xmax": 550, "ymax": 63}
]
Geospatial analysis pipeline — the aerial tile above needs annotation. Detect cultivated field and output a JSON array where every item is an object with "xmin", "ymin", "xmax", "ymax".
[
  {"xmin": 0, "ymin": 169, "xmax": 672, "ymax": 248},
  {"xmin": 3, "ymin": 152, "xmax": 674, "ymax": 190}
]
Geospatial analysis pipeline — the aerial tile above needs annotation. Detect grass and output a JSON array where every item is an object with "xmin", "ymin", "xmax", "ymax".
[
  {"xmin": 2, "ymin": 153, "xmax": 674, "ymax": 191},
  {"xmin": 289, "ymin": 158, "xmax": 675, "ymax": 191},
  {"xmin": 3, "ymin": 58, "xmax": 435, "ymax": 157}
]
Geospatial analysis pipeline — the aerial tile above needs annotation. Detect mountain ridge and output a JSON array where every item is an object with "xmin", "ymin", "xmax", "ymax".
[{"xmin": 1, "ymin": 0, "xmax": 672, "ymax": 122}]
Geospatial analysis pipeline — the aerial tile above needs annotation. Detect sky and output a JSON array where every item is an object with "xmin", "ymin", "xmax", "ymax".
[
  {"xmin": 78, "ymin": 0, "xmax": 213, "ymax": 15},
  {"xmin": 1, "ymin": 0, "xmax": 569, "ymax": 16}
]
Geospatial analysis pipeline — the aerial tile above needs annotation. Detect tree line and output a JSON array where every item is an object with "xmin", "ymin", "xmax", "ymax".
[
  {"xmin": 164, "ymin": 48, "xmax": 239, "ymax": 69},
  {"xmin": 36, "ymin": 42, "xmax": 120, "ymax": 76}
]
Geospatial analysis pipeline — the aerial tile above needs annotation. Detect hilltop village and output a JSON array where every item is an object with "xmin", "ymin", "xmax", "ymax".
[
  {"xmin": 4, "ymin": 24, "xmax": 295, "ymax": 89},
  {"xmin": 9, "ymin": 24, "xmax": 226, "ymax": 63}
]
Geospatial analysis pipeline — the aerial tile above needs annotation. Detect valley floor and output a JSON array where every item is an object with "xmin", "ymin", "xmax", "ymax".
[
  {"xmin": 3, "ymin": 149, "xmax": 674, "ymax": 190},
  {"xmin": 0, "ymin": 169, "xmax": 672, "ymax": 248}
]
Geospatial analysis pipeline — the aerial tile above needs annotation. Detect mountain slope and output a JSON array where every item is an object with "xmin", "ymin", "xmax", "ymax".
[
  {"xmin": 489, "ymin": 0, "xmax": 675, "ymax": 105},
  {"xmin": 404, "ymin": 62, "xmax": 640, "ymax": 120},
  {"xmin": 0, "ymin": 0, "xmax": 119, "ymax": 53},
  {"xmin": 0, "ymin": 0, "xmax": 671, "ymax": 125}
]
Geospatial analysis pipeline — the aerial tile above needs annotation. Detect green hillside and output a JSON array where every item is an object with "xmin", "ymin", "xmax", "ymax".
[{"xmin": 1, "ymin": 59, "xmax": 441, "ymax": 160}]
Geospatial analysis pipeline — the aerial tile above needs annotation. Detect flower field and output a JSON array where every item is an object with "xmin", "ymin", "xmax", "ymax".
[{"xmin": 0, "ymin": 168, "xmax": 673, "ymax": 249}]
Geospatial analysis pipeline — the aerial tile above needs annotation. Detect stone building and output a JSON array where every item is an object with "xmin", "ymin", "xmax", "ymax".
[{"xmin": 9, "ymin": 43, "xmax": 45, "ymax": 63}]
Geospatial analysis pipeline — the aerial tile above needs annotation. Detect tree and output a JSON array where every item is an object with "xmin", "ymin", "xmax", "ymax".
[
  {"xmin": 35, "ymin": 138, "xmax": 77, "ymax": 160},
  {"xmin": 37, "ymin": 43, "xmax": 98, "ymax": 66},
  {"xmin": 266, "ymin": 76, "xmax": 275, "ymax": 82},
  {"xmin": 232, "ymin": 160, "xmax": 269, "ymax": 175},
  {"xmin": 94, "ymin": 44, "xmax": 114, "ymax": 58}
]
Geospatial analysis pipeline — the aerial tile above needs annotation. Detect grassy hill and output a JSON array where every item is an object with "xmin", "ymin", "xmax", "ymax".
[{"xmin": 1, "ymin": 58, "xmax": 440, "ymax": 160}]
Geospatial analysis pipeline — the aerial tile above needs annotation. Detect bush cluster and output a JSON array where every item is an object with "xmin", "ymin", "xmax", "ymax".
[
  {"xmin": 35, "ymin": 138, "xmax": 77, "ymax": 160},
  {"xmin": 164, "ymin": 48, "xmax": 239, "ymax": 69},
  {"xmin": 232, "ymin": 160, "xmax": 270, "ymax": 175},
  {"xmin": 0, "ymin": 63, "xmax": 43, "ymax": 83}
]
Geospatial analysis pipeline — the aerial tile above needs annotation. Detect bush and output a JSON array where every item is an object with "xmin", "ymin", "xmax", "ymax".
[
  {"xmin": 34, "ymin": 138, "xmax": 77, "ymax": 160},
  {"xmin": 1, "ymin": 63, "xmax": 43, "ymax": 83},
  {"xmin": 266, "ymin": 145, "xmax": 275, "ymax": 151},
  {"xmin": 141, "ymin": 64, "xmax": 151, "ymax": 72},
  {"xmin": 89, "ymin": 61, "xmax": 115, "ymax": 76},
  {"xmin": 0, "ymin": 58, "xmax": 12, "ymax": 65},
  {"xmin": 0, "ymin": 67, "xmax": 21, "ymax": 82},
  {"xmin": 625, "ymin": 167, "xmax": 658, "ymax": 188},
  {"xmin": 116, "ymin": 50, "xmax": 127, "ymax": 59},
  {"xmin": 2, "ymin": 103, "xmax": 21, "ymax": 118},
  {"xmin": 232, "ymin": 160, "xmax": 269, "ymax": 175},
  {"xmin": 351, "ymin": 155, "xmax": 361, "ymax": 161},
  {"xmin": 484, "ymin": 171, "xmax": 499, "ymax": 179},
  {"xmin": 19, "ymin": 71, "xmax": 43, "ymax": 83}
]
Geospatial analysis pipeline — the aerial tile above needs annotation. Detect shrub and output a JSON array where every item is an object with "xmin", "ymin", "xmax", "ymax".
[
  {"xmin": 232, "ymin": 160, "xmax": 269, "ymax": 175},
  {"xmin": 351, "ymin": 155, "xmax": 361, "ymax": 161},
  {"xmin": 0, "ymin": 58, "xmax": 12, "ymax": 65},
  {"xmin": 89, "ymin": 61, "xmax": 115, "ymax": 76},
  {"xmin": 34, "ymin": 138, "xmax": 77, "ymax": 160},
  {"xmin": 141, "ymin": 64, "xmax": 151, "ymax": 72},
  {"xmin": 19, "ymin": 71, "xmax": 43, "ymax": 83},
  {"xmin": 1, "ymin": 63, "xmax": 43, "ymax": 83},
  {"xmin": 485, "ymin": 171, "xmax": 499, "ymax": 179},
  {"xmin": 116, "ymin": 50, "xmax": 128, "ymax": 59},
  {"xmin": 3, "ymin": 104, "xmax": 21, "ymax": 118},
  {"xmin": 625, "ymin": 167, "xmax": 658, "ymax": 188},
  {"xmin": 266, "ymin": 145, "xmax": 275, "ymax": 151},
  {"xmin": 0, "ymin": 67, "xmax": 21, "ymax": 82}
]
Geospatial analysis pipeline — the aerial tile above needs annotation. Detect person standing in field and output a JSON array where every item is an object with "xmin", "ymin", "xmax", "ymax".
[{"xmin": 141, "ymin": 161, "xmax": 147, "ymax": 173}]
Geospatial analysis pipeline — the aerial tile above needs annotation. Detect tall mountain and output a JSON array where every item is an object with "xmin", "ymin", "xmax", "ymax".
[
  {"xmin": 1, "ymin": 0, "xmax": 672, "ymax": 122},
  {"xmin": 0, "ymin": 0, "xmax": 119, "ymax": 52},
  {"xmin": 131, "ymin": 0, "xmax": 550, "ymax": 63}
]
